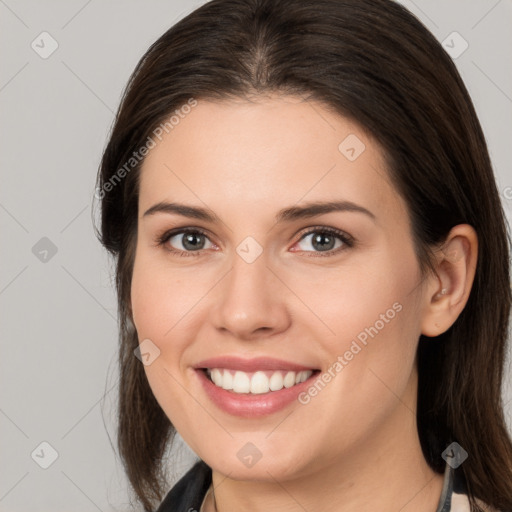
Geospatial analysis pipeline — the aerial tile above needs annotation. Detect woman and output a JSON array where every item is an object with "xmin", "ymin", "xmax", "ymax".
[{"xmin": 95, "ymin": 0, "xmax": 512, "ymax": 510}]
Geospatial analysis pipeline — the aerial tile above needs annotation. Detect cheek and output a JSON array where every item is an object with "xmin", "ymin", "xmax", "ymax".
[
  {"xmin": 130, "ymin": 257, "xmax": 203, "ymax": 444},
  {"xmin": 294, "ymin": 249, "xmax": 422, "ymax": 421},
  {"xmin": 288, "ymin": 250, "xmax": 420, "ymax": 354},
  {"xmin": 130, "ymin": 257, "xmax": 183, "ymax": 391},
  {"xmin": 130, "ymin": 254, "xmax": 201, "ymax": 352},
  {"xmin": 130, "ymin": 253, "xmax": 217, "ymax": 423}
]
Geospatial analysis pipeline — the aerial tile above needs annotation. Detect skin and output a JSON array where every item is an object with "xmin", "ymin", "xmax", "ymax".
[{"xmin": 130, "ymin": 94, "xmax": 478, "ymax": 512}]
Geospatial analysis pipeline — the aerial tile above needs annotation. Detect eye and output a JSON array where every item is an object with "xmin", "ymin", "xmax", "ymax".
[
  {"xmin": 155, "ymin": 226, "xmax": 354, "ymax": 257},
  {"xmin": 156, "ymin": 228, "xmax": 215, "ymax": 257},
  {"xmin": 292, "ymin": 227, "xmax": 354, "ymax": 256}
]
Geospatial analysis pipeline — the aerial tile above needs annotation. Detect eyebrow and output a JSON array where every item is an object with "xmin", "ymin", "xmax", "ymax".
[{"xmin": 143, "ymin": 200, "xmax": 376, "ymax": 223}]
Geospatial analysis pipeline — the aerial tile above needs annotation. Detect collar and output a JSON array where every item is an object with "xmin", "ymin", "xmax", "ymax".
[{"xmin": 436, "ymin": 460, "xmax": 470, "ymax": 512}]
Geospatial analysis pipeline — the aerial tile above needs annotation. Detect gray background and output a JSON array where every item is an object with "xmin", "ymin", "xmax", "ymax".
[{"xmin": 1, "ymin": 1, "xmax": 511, "ymax": 511}]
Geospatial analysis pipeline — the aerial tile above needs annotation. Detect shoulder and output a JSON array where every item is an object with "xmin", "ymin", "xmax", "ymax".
[{"xmin": 156, "ymin": 460, "xmax": 212, "ymax": 512}]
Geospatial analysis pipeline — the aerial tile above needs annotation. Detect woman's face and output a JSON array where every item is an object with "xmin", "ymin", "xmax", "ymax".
[{"xmin": 131, "ymin": 95, "xmax": 429, "ymax": 481}]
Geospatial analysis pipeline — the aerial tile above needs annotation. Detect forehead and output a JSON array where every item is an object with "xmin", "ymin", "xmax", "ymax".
[{"xmin": 138, "ymin": 95, "xmax": 407, "ymax": 227}]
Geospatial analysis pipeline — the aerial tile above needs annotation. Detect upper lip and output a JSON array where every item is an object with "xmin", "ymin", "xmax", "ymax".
[{"xmin": 194, "ymin": 356, "xmax": 317, "ymax": 372}]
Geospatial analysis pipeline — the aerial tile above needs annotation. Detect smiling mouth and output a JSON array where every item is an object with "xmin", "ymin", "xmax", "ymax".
[{"xmin": 202, "ymin": 368, "xmax": 317, "ymax": 394}]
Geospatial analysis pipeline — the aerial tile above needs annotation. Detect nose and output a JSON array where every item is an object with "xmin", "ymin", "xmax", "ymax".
[{"xmin": 211, "ymin": 248, "xmax": 291, "ymax": 341}]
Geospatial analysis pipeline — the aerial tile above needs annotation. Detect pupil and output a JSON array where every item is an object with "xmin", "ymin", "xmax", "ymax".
[
  {"xmin": 313, "ymin": 233, "xmax": 334, "ymax": 251},
  {"xmin": 183, "ymin": 233, "xmax": 204, "ymax": 250}
]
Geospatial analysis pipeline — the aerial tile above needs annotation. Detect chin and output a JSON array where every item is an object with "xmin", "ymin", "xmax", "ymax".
[{"xmin": 198, "ymin": 437, "xmax": 315, "ymax": 482}]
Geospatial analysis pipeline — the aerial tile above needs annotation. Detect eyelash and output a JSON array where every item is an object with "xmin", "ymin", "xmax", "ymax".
[{"xmin": 155, "ymin": 226, "xmax": 355, "ymax": 258}]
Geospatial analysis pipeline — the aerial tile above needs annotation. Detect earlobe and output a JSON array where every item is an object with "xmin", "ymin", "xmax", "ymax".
[{"xmin": 420, "ymin": 224, "xmax": 478, "ymax": 338}]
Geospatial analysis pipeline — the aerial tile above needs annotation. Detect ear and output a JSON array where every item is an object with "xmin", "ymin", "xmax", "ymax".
[{"xmin": 420, "ymin": 224, "xmax": 478, "ymax": 337}]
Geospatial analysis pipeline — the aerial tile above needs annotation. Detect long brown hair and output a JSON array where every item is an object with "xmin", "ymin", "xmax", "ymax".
[{"xmin": 95, "ymin": 0, "xmax": 512, "ymax": 510}]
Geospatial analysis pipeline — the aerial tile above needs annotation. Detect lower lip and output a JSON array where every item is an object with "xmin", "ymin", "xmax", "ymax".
[{"xmin": 195, "ymin": 369, "xmax": 318, "ymax": 418}]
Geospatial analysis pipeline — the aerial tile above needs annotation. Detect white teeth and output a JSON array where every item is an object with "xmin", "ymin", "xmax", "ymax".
[
  {"xmin": 250, "ymin": 371, "xmax": 269, "ymax": 394},
  {"xmin": 221, "ymin": 370, "xmax": 233, "ymax": 390},
  {"xmin": 233, "ymin": 371, "xmax": 251, "ymax": 393},
  {"xmin": 211, "ymin": 368, "xmax": 222, "ymax": 387},
  {"xmin": 295, "ymin": 371, "xmax": 310, "ymax": 384},
  {"xmin": 283, "ymin": 371, "xmax": 296, "ymax": 388},
  {"xmin": 269, "ymin": 371, "xmax": 284, "ymax": 391},
  {"xmin": 206, "ymin": 368, "xmax": 313, "ymax": 394}
]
